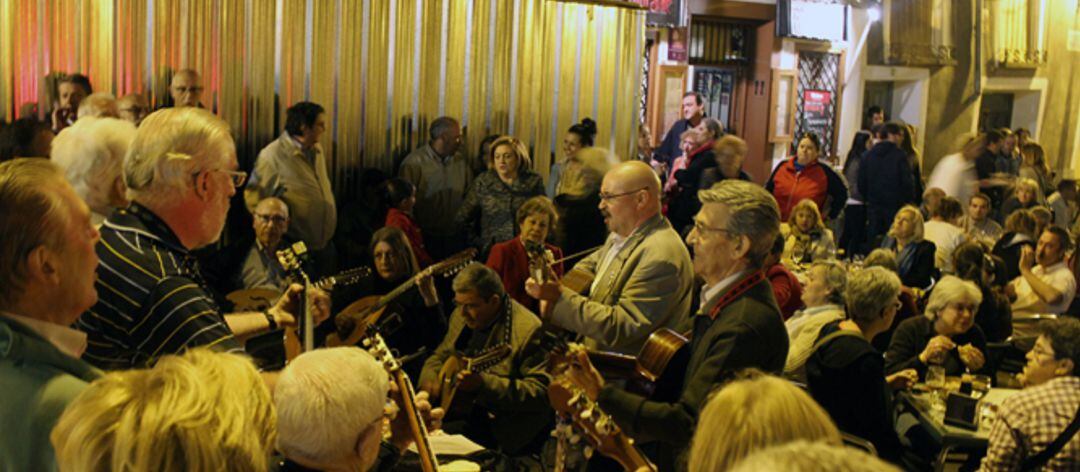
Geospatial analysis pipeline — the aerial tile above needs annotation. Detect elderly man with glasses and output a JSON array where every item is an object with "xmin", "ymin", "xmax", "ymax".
[
  {"xmin": 527, "ymin": 160, "xmax": 693, "ymax": 354},
  {"xmin": 235, "ymin": 197, "xmax": 292, "ymax": 292},
  {"xmin": 76, "ymin": 107, "xmax": 328, "ymax": 370}
]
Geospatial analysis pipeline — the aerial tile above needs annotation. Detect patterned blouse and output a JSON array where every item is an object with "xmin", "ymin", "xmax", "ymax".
[{"xmin": 455, "ymin": 170, "xmax": 544, "ymax": 254}]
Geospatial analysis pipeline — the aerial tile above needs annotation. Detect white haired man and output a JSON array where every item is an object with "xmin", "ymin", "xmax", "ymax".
[
  {"xmin": 526, "ymin": 160, "xmax": 694, "ymax": 354},
  {"xmin": 49, "ymin": 116, "xmax": 136, "ymax": 225},
  {"xmin": 75, "ymin": 107, "xmax": 328, "ymax": 370},
  {"xmin": 0, "ymin": 159, "xmax": 102, "ymax": 470},
  {"xmin": 76, "ymin": 92, "xmax": 119, "ymax": 119},
  {"xmin": 275, "ymin": 347, "xmax": 443, "ymax": 471},
  {"xmin": 562, "ymin": 179, "xmax": 789, "ymax": 470}
]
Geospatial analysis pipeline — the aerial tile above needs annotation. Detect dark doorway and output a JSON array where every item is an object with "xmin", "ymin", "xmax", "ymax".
[
  {"xmin": 863, "ymin": 81, "xmax": 894, "ymax": 127},
  {"xmin": 978, "ymin": 93, "xmax": 1014, "ymax": 131}
]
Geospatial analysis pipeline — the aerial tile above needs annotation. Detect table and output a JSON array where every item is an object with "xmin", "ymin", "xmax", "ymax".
[{"xmin": 898, "ymin": 387, "xmax": 1019, "ymax": 471}]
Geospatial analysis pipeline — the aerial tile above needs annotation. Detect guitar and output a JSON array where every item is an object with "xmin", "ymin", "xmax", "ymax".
[
  {"xmin": 327, "ymin": 248, "xmax": 478, "ymax": 348},
  {"xmin": 226, "ymin": 265, "xmax": 372, "ymax": 312},
  {"xmin": 364, "ymin": 327, "xmax": 441, "ymax": 472},
  {"xmin": 276, "ymin": 242, "xmax": 315, "ymax": 360},
  {"xmin": 431, "ymin": 345, "xmax": 512, "ymax": 415},
  {"xmin": 547, "ymin": 343, "xmax": 656, "ymax": 472}
]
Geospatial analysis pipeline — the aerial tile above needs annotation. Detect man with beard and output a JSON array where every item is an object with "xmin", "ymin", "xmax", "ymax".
[
  {"xmin": 527, "ymin": 160, "xmax": 694, "ymax": 354},
  {"xmin": 76, "ymin": 108, "xmax": 328, "ymax": 370}
]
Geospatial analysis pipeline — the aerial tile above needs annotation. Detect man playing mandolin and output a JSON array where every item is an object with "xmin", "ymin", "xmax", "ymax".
[
  {"xmin": 419, "ymin": 263, "xmax": 551, "ymax": 457},
  {"xmin": 560, "ymin": 180, "xmax": 790, "ymax": 470}
]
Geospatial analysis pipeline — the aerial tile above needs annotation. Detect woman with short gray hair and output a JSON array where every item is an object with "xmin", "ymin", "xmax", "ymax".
[
  {"xmin": 885, "ymin": 276, "xmax": 988, "ymax": 378},
  {"xmin": 805, "ymin": 267, "xmax": 915, "ymax": 464},
  {"xmin": 50, "ymin": 116, "xmax": 136, "ymax": 225}
]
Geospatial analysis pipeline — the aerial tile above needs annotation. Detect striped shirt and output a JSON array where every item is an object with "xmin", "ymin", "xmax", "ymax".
[{"xmin": 77, "ymin": 204, "xmax": 242, "ymax": 370}]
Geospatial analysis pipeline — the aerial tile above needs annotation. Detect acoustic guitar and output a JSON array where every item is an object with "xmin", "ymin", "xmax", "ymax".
[
  {"xmin": 327, "ymin": 248, "xmax": 477, "ymax": 348},
  {"xmin": 431, "ymin": 344, "xmax": 512, "ymax": 415},
  {"xmin": 364, "ymin": 327, "xmax": 441, "ymax": 472},
  {"xmin": 542, "ymin": 327, "xmax": 689, "ymax": 400}
]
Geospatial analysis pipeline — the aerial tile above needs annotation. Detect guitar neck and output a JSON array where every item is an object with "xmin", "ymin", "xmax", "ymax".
[
  {"xmin": 395, "ymin": 371, "xmax": 440, "ymax": 472},
  {"xmin": 611, "ymin": 436, "xmax": 655, "ymax": 472}
]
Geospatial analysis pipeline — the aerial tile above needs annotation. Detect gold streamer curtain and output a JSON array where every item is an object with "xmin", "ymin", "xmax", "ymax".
[{"xmin": 0, "ymin": 0, "xmax": 645, "ymax": 194}]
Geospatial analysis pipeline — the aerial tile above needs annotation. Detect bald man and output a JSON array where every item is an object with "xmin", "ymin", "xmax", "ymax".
[
  {"xmin": 528, "ymin": 160, "xmax": 694, "ymax": 354},
  {"xmin": 170, "ymin": 69, "xmax": 204, "ymax": 108},
  {"xmin": 237, "ymin": 197, "xmax": 292, "ymax": 291}
]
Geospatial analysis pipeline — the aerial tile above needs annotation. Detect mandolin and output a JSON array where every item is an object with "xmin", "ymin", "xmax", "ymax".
[
  {"xmin": 226, "ymin": 265, "xmax": 372, "ymax": 312},
  {"xmin": 277, "ymin": 242, "xmax": 316, "ymax": 360},
  {"xmin": 431, "ymin": 344, "xmax": 512, "ymax": 415},
  {"xmin": 327, "ymin": 248, "xmax": 478, "ymax": 348},
  {"xmin": 547, "ymin": 344, "xmax": 656, "ymax": 472},
  {"xmin": 365, "ymin": 327, "xmax": 441, "ymax": 472}
]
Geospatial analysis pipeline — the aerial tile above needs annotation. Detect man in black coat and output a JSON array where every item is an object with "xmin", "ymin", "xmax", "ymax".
[
  {"xmin": 652, "ymin": 91, "xmax": 705, "ymax": 171},
  {"xmin": 859, "ymin": 122, "xmax": 916, "ymax": 246},
  {"xmin": 561, "ymin": 180, "xmax": 789, "ymax": 471}
]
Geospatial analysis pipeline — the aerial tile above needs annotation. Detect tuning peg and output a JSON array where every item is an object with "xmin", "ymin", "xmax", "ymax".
[{"xmin": 580, "ymin": 408, "xmax": 592, "ymax": 420}]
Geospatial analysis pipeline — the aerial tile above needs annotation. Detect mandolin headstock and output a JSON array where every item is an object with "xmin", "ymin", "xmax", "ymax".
[
  {"xmin": 362, "ymin": 328, "xmax": 401, "ymax": 374},
  {"xmin": 548, "ymin": 379, "xmax": 654, "ymax": 471}
]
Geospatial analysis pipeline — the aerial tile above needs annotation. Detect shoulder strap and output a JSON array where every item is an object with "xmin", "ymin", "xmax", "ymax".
[
  {"xmin": 811, "ymin": 328, "xmax": 864, "ymax": 354},
  {"xmin": 1020, "ymin": 399, "xmax": 1080, "ymax": 471}
]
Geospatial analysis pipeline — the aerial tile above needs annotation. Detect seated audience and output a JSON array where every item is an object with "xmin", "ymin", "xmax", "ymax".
[
  {"xmin": 1000, "ymin": 177, "xmax": 1043, "ymax": 219},
  {"xmin": 863, "ymin": 248, "xmax": 922, "ymax": 352},
  {"xmin": 50, "ymin": 349, "xmax": 275, "ymax": 471},
  {"xmin": 920, "ymin": 187, "xmax": 946, "ymax": 221},
  {"xmin": 237, "ymin": 197, "xmax": 291, "ymax": 291},
  {"xmin": 419, "ymin": 263, "xmax": 550, "ymax": 456},
  {"xmin": 953, "ymin": 242, "xmax": 1013, "ymax": 342},
  {"xmin": 766, "ymin": 131, "xmax": 847, "ymax": 222},
  {"xmin": 0, "ymin": 117, "xmax": 54, "ymax": 161},
  {"xmin": 381, "ymin": 177, "xmax": 433, "ymax": 267},
  {"xmin": 731, "ymin": 440, "xmax": 902, "ymax": 472},
  {"xmin": 335, "ymin": 227, "xmax": 445, "ymax": 380},
  {"xmin": 923, "ymin": 195, "xmax": 967, "ymax": 274},
  {"xmin": 687, "ymin": 372, "xmax": 842, "ymax": 471},
  {"xmin": 486, "ymin": 196, "xmax": 564, "ymax": 314},
  {"xmin": 880, "ymin": 205, "xmax": 938, "ymax": 290},
  {"xmin": 782, "ymin": 198, "xmax": 836, "ymax": 265},
  {"xmin": 764, "ymin": 233, "xmax": 803, "ymax": 320},
  {"xmin": 885, "ymin": 276, "xmax": 989, "ymax": 378},
  {"xmin": 551, "ymin": 147, "xmax": 611, "ymax": 267},
  {"xmin": 993, "ymin": 209, "xmax": 1038, "ymax": 282},
  {"xmin": 979, "ymin": 318, "xmax": 1080, "ymax": 471},
  {"xmin": 806, "ymin": 267, "xmax": 915, "ymax": 464},
  {"xmin": 547, "ymin": 118, "xmax": 596, "ymax": 198},
  {"xmin": 666, "ymin": 117, "xmax": 721, "ymax": 234},
  {"xmin": 1007, "ymin": 227, "xmax": 1077, "ymax": 338},
  {"xmin": 0, "ymin": 159, "xmax": 102, "ymax": 471},
  {"xmin": 1047, "ymin": 179, "xmax": 1077, "ymax": 231},
  {"xmin": 49, "ymin": 116, "xmax": 136, "ymax": 225},
  {"xmin": 961, "ymin": 192, "xmax": 1003, "ymax": 248},
  {"xmin": 116, "ymin": 93, "xmax": 149, "ymax": 126},
  {"xmin": 77, "ymin": 108, "xmax": 327, "ymax": 369},
  {"xmin": 275, "ymin": 347, "xmax": 442, "ymax": 472},
  {"xmin": 456, "ymin": 136, "xmax": 545, "ymax": 255},
  {"xmin": 76, "ymin": 92, "xmax": 119, "ymax": 119},
  {"xmin": 785, "ymin": 260, "xmax": 847, "ymax": 381}
]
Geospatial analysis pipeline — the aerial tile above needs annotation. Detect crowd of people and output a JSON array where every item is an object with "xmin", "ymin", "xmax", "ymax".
[{"xmin": 1, "ymin": 73, "xmax": 1079, "ymax": 472}]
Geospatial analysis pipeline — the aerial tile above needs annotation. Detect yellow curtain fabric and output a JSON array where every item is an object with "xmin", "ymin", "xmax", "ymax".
[{"xmin": 0, "ymin": 0, "xmax": 644, "ymax": 191}]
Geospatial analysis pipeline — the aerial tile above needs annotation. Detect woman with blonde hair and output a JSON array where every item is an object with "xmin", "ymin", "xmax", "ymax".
[
  {"xmin": 51, "ymin": 348, "xmax": 276, "ymax": 472},
  {"xmin": 1001, "ymin": 177, "xmax": 1044, "ymax": 218},
  {"xmin": 687, "ymin": 371, "xmax": 842, "ymax": 471},
  {"xmin": 456, "ymin": 135, "xmax": 545, "ymax": 255},
  {"xmin": 880, "ymin": 205, "xmax": 938, "ymax": 289},
  {"xmin": 783, "ymin": 199, "xmax": 837, "ymax": 264}
]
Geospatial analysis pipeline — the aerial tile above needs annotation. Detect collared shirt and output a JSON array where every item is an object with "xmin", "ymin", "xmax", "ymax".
[
  {"xmin": 962, "ymin": 216, "xmax": 1003, "ymax": 247},
  {"xmin": 698, "ymin": 270, "xmax": 748, "ymax": 314},
  {"xmin": 1012, "ymin": 262, "xmax": 1078, "ymax": 317},
  {"xmin": 785, "ymin": 303, "xmax": 844, "ymax": 338},
  {"xmin": 248, "ymin": 132, "xmax": 337, "ymax": 249},
  {"xmin": 980, "ymin": 376, "xmax": 1080, "ymax": 471},
  {"xmin": 237, "ymin": 240, "xmax": 288, "ymax": 291},
  {"xmin": 77, "ymin": 204, "xmax": 242, "ymax": 370},
  {"xmin": 591, "ymin": 232, "xmax": 632, "ymax": 294},
  {"xmin": 0, "ymin": 312, "xmax": 87, "ymax": 358},
  {"xmin": 398, "ymin": 144, "xmax": 474, "ymax": 237}
]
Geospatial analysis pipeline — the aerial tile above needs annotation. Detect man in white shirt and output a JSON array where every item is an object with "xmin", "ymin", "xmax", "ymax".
[
  {"xmin": 0, "ymin": 159, "xmax": 102, "ymax": 471},
  {"xmin": 924, "ymin": 196, "xmax": 968, "ymax": 274},
  {"xmin": 961, "ymin": 193, "xmax": 1003, "ymax": 247},
  {"xmin": 1008, "ymin": 227, "xmax": 1077, "ymax": 337},
  {"xmin": 927, "ymin": 134, "xmax": 981, "ymax": 207}
]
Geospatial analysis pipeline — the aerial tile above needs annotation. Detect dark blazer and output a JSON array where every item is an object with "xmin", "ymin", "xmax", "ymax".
[
  {"xmin": 992, "ymin": 232, "xmax": 1035, "ymax": 283},
  {"xmin": 859, "ymin": 141, "xmax": 915, "ymax": 210},
  {"xmin": 596, "ymin": 273, "xmax": 788, "ymax": 469},
  {"xmin": 884, "ymin": 316, "xmax": 989, "ymax": 379},
  {"xmin": 881, "ymin": 237, "xmax": 938, "ymax": 290}
]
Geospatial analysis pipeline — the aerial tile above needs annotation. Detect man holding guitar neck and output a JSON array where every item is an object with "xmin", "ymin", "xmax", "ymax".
[
  {"xmin": 419, "ymin": 263, "xmax": 551, "ymax": 456},
  {"xmin": 527, "ymin": 160, "xmax": 694, "ymax": 354},
  {"xmin": 76, "ymin": 108, "xmax": 330, "ymax": 370},
  {"xmin": 561, "ymin": 180, "xmax": 790, "ymax": 470}
]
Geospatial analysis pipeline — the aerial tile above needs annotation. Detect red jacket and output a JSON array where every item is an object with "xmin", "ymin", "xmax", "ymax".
[
  {"xmin": 486, "ymin": 237, "xmax": 564, "ymax": 314},
  {"xmin": 765, "ymin": 158, "xmax": 848, "ymax": 222},
  {"xmin": 766, "ymin": 263, "xmax": 803, "ymax": 320},
  {"xmin": 385, "ymin": 208, "xmax": 433, "ymax": 267}
]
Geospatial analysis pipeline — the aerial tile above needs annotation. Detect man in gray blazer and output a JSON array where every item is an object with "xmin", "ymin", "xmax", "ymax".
[{"xmin": 528, "ymin": 160, "xmax": 694, "ymax": 354}]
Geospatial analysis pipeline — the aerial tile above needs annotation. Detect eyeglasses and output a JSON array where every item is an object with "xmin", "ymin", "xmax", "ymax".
[
  {"xmin": 691, "ymin": 219, "xmax": 732, "ymax": 236},
  {"xmin": 599, "ymin": 187, "xmax": 647, "ymax": 201},
  {"xmin": 254, "ymin": 213, "xmax": 288, "ymax": 225},
  {"xmin": 195, "ymin": 169, "xmax": 248, "ymax": 188}
]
